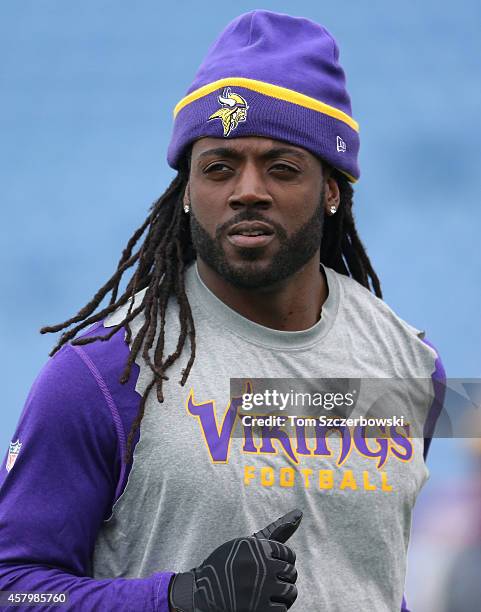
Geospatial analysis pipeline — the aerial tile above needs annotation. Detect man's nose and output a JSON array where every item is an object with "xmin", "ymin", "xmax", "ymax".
[{"xmin": 227, "ymin": 165, "xmax": 273, "ymax": 211}]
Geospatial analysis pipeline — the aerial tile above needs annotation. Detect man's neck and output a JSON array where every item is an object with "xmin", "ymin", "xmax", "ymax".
[{"xmin": 195, "ymin": 255, "xmax": 328, "ymax": 332}]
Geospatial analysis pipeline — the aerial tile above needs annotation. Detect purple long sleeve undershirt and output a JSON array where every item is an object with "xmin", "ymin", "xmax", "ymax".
[
  {"xmin": 0, "ymin": 322, "xmax": 173, "ymax": 611},
  {"xmin": 0, "ymin": 321, "xmax": 443, "ymax": 611}
]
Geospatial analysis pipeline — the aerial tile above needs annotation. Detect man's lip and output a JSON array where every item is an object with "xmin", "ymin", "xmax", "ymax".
[
  {"xmin": 227, "ymin": 234, "xmax": 275, "ymax": 248},
  {"xmin": 227, "ymin": 221, "xmax": 275, "ymax": 236}
]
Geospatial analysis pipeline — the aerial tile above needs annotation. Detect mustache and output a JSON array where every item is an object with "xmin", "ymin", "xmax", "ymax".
[{"xmin": 215, "ymin": 211, "xmax": 287, "ymax": 240}]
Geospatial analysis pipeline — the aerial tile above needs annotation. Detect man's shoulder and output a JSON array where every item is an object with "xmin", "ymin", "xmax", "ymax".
[
  {"xmin": 27, "ymin": 318, "xmax": 142, "ymax": 444},
  {"xmin": 333, "ymin": 269, "xmax": 422, "ymax": 331},
  {"xmin": 329, "ymin": 268, "xmax": 440, "ymax": 368},
  {"xmin": 66, "ymin": 320, "xmax": 129, "ymax": 379},
  {"xmin": 13, "ymin": 334, "xmax": 121, "ymax": 451}
]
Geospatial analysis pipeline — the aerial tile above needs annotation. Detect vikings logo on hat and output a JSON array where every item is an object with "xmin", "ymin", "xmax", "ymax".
[
  {"xmin": 208, "ymin": 87, "xmax": 249, "ymax": 137},
  {"xmin": 6, "ymin": 439, "xmax": 22, "ymax": 473}
]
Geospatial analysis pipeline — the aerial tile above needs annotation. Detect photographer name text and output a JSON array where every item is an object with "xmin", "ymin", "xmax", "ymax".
[{"xmin": 241, "ymin": 415, "xmax": 406, "ymax": 428}]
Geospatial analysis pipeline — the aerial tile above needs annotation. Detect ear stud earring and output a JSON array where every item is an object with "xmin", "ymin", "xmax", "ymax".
[
  {"xmin": 183, "ymin": 203, "xmax": 190, "ymax": 214},
  {"xmin": 329, "ymin": 205, "xmax": 337, "ymax": 215}
]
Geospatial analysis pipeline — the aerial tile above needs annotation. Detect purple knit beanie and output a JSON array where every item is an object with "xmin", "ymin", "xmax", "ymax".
[{"xmin": 167, "ymin": 10, "xmax": 360, "ymax": 182}]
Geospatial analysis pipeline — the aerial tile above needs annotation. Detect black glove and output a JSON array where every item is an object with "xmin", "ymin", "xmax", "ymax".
[{"xmin": 169, "ymin": 508, "xmax": 303, "ymax": 612}]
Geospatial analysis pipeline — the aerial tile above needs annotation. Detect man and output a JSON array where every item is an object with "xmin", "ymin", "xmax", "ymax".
[{"xmin": 0, "ymin": 10, "xmax": 444, "ymax": 612}]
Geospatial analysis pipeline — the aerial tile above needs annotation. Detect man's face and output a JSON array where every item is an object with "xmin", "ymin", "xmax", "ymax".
[{"xmin": 186, "ymin": 136, "xmax": 331, "ymax": 289}]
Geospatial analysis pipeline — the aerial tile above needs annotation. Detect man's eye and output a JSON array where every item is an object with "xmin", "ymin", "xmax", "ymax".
[
  {"xmin": 270, "ymin": 164, "xmax": 299, "ymax": 174},
  {"xmin": 204, "ymin": 163, "xmax": 233, "ymax": 174}
]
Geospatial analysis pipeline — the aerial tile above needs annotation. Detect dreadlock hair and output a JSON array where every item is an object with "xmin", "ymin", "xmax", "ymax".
[{"xmin": 40, "ymin": 162, "xmax": 382, "ymax": 466}]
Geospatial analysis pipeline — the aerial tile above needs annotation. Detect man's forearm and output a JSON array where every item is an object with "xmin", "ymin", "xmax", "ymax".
[{"xmin": 0, "ymin": 563, "xmax": 174, "ymax": 612}]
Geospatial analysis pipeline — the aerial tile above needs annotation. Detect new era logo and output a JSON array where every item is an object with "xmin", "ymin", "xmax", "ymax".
[{"xmin": 336, "ymin": 136, "xmax": 347, "ymax": 153}]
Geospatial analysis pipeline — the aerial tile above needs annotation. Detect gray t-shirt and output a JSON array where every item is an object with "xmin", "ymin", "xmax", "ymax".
[{"xmin": 92, "ymin": 261, "xmax": 440, "ymax": 611}]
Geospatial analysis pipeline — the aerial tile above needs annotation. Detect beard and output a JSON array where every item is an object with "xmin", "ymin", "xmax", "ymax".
[{"xmin": 189, "ymin": 198, "xmax": 325, "ymax": 289}]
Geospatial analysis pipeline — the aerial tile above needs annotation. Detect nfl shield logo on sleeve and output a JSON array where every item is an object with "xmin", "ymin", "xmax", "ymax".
[{"xmin": 6, "ymin": 439, "xmax": 22, "ymax": 472}]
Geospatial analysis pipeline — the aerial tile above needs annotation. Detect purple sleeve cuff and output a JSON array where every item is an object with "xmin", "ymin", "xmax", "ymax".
[{"xmin": 155, "ymin": 572, "xmax": 175, "ymax": 612}]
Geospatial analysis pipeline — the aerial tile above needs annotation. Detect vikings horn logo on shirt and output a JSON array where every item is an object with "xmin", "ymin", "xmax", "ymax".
[{"xmin": 208, "ymin": 87, "xmax": 249, "ymax": 136}]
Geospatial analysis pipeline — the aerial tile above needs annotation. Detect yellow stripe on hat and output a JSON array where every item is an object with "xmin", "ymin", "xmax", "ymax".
[{"xmin": 173, "ymin": 77, "xmax": 359, "ymax": 133}]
